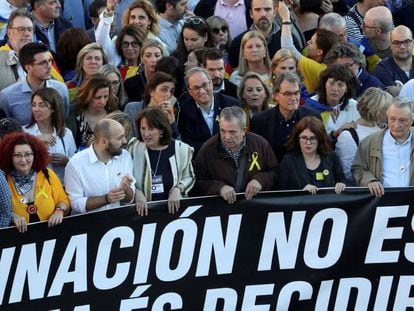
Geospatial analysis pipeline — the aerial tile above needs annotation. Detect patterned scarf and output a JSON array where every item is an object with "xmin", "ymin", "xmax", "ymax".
[{"xmin": 11, "ymin": 170, "xmax": 35, "ymax": 195}]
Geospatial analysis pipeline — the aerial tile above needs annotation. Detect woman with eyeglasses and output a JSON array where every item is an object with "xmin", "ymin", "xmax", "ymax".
[
  {"xmin": 123, "ymin": 39, "xmax": 164, "ymax": 103},
  {"xmin": 124, "ymin": 72, "xmax": 180, "ymax": 138},
  {"xmin": 67, "ymin": 74, "xmax": 118, "ymax": 150},
  {"xmin": 128, "ymin": 107, "xmax": 195, "ymax": 216},
  {"xmin": 304, "ymin": 64, "xmax": 360, "ymax": 138},
  {"xmin": 0, "ymin": 132, "xmax": 70, "ymax": 233},
  {"xmin": 99, "ymin": 64, "xmax": 127, "ymax": 110},
  {"xmin": 66, "ymin": 43, "xmax": 109, "ymax": 102},
  {"xmin": 24, "ymin": 88, "xmax": 76, "ymax": 184},
  {"xmin": 97, "ymin": 0, "xmax": 168, "ymax": 58},
  {"xmin": 229, "ymin": 31, "xmax": 272, "ymax": 88},
  {"xmin": 238, "ymin": 72, "xmax": 271, "ymax": 130},
  {"xmin": 279, "ymin": 116, "xmax": 347, "ymax": 194},
  {"xmin": 172, "ymin": 16, "xmax": 213, "ymax": 68},
  {"xmin": 206, "ymin": 16, "xmax": 232, "ymax": 77}
]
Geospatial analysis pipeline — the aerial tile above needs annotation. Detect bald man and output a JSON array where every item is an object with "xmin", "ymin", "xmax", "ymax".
[
  {"xmin": 374, "ymin": 25, "xmax": 414, "ymax": 96},
  {"xmin": 362, "ymin": 6, "xmax": 393, "ymax": 58},
  {"xmin": 65, "ymin": 119, "xmax": 135, "ymax": 214}
]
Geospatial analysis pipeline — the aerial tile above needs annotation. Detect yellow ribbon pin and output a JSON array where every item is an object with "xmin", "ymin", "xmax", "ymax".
[
  {"xmin": 36, "ymin": 185, "xmax": 49, "ymax": 200},
  {"xmin": 248, "ymin": 152, "xmax": 261, "ymax": 171}
]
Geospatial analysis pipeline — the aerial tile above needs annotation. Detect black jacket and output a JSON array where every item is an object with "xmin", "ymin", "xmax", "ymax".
[
  {"xmin": 250, "ymin": 105, "xmax": 320, "ymax": 162},
  {"xmin": 177, "ymin": 93, "xmax": 241, "ymax": 154}
]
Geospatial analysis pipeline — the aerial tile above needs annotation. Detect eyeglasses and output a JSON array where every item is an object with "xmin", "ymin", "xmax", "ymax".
[
  {"xmin": 391, "ymin": 39, "xmax": 413, "ymax": 47},
  {"xmin": 9, "ymin": 26, "xmax": 33, "ymax": 33},
  {"xmin": 362, "ymin": 22, "xmax": 379, "ymax": 30},
  {"xmin": 12, "ymin": 153, "xmax": 34, "ymax": 160},
  {"xmin": 211, "ymin": 26, "xmax": 228, "ymax": 34},
  {"xmin": 189, "ymin": 81, "xmax": 210, "ymax": 93},
  {"xmin": 121, "ymin": 41, "xmax": 140, "ymax": 48},
  {"xmin": 389, "ymin": 117, "xmax": 411, "ymax": 125},
  {"xmin": 278, "ymin": 90, "xmax": 300, "ymax": 98},
  {"xmin": 32, "ymin": 58, "xmax": 53, "ymax": 68},
  {"xmin": 299, "ymin": 136, "xmax": 318, "ymax": 144},
  {"xmin": 183, "ymin": 16, "xmax": 206, "ymax": 25},
  {"xmin": 342, "ymin": 61, "xmax": 356, "ymax": 67},
  {"xmin": 109, "ymin": 80, "xmax": 120, "ymax": 86}
]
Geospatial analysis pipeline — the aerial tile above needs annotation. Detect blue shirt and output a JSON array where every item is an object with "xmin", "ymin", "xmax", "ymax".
[{"xmin": 0, "ymin": 78, "xmax": 69, "ymax": 125}]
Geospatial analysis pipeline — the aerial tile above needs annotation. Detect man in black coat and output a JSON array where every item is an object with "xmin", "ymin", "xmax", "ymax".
[
  {"xmin": 178, "ymin": 67, "xmax": 241, "ymax": 154},
  {"xmin": 251, "ymin": 72, "xmax": 320, "ymax": 162}
]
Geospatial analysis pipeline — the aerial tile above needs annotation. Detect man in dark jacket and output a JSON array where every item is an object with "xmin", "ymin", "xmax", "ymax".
[
  {"xmin": 30, "ymin": 0, "xmax": 72, "ymax": 53},
  {"xmin": 178, "ymin": 67, "xmax": 241, "ymax": 154},
  {"xmin": 250, "ymin": 72, "xmax": 320, "ymax": 162},
  {"xmin": 195, "ymin": 106, "xmax": 278, "ymax": 203}
]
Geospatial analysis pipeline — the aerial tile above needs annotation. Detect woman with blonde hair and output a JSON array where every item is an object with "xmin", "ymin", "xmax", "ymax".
[
  {"xmin": 66, "ymin": 43, "xmax": 108, "ymax": 101},
  {"xmin": 229, "ymin": 31, "xmax": 271, "ymax": 88},
  {"xmin": 99, "ymin": 64, "xmax": 127, "ymax": 109},
  {"xmin": 335, "ymin": 87, "xmax": 392, "ymax": 184},
  {"xmin": 238, "ymin": 72, "xmax": 271, "ymax": 130},
  {"xmin": 270, "ymin": 48, "xmax": 298, "ymax": 81}
]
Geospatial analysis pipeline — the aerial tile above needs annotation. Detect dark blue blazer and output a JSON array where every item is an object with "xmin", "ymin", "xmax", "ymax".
[{"xmin": 177, "ymin": 93, "xmax": 241, "ymax": 154}]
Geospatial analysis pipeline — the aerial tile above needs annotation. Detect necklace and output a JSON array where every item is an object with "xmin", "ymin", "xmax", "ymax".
[{"xmin": 150, "ymin": 149, "xmax": 162, "ymax": 177}]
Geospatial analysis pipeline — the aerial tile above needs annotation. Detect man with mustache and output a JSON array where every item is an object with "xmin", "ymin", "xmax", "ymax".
[
  {"xmin": 195, "ymin": 106, "xmax": 278, "ymax": 203},
  {"xmin": 228, "ymin": 0, "xmax": 304, "ymax": 69}
]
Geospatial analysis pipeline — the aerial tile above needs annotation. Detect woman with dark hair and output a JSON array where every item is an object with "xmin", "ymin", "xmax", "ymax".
[
  {"xmin": 124, "ymin": 39, "xmax": 164, "ymax": 103},
  {"xmin": 128, "ymin": 107, "xmax": 195, "ymax": 215},
  {"xmin": 304, "ymin": 64, "xmax": 360, "ymax": 136},
  {"xmin": 124, "ymin": 72, "xmax": 179, "ymax": 138},
  {"xmin": 172, "ymin": 16, "xmax": 213, "ymax": 67},
  {"xmin": 0, "ymin": 133, "xmax": 69, "ymax": 232},
  {"xmin": 66, "ymin": 43, "xmax": 109, "ymax": 102},
  {"xmin": 24, "ymin": 88, "xmax": 76, "ymax": 184},
  {"xmin": 56, "ymin": 28, "xmax": 91, "ymax": 82},
  {"xmin": 278, "ymin": 116, "xmax": 347, "ymax": 194},
  {"xmin": 67, "ymin": 74, "xmax": 117, "ymax": 150},
  {"xmin": 238, "ymin": 72, "xmax": 271, "ymax": 130},
  {"xmin": 155, "ymin": 56, "xmax": 185, "ymax": 99},
  {"xmin": 114, "ymin": 25, "xmax": 146, "ymax": 80}
]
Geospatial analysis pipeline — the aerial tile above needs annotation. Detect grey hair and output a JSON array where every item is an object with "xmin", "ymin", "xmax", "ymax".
[
  {"xmin": 319, "ymin": 13, "xmax": 346, "ymax": 30},
  {"xmin": 388, "ymin": 96, "xmax": 414, "ymax": 119},
  {"xmin": 324, "ymin": 42, "xmax": 366, "ymax": 68},
  {"xmin": 273, "ymin": 72, "xmax": 301, "ymax": 93},
  {"xmin": 185, "ymin": 67, "xmax": 212, "ymax": 85},
  {"xmin": 220, "ymin": 106, "xmax": 247, "ymax": 129}
]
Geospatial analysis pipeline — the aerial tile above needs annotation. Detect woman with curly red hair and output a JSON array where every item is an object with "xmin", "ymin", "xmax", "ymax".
[{"xmin": 0, "ymin": 133, "xmax": 69, "ymax": 232}]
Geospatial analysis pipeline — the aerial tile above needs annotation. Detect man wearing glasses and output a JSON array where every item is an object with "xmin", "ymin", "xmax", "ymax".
[
  {"xmin": 352, "ymin": 97, "xmax": 414, "ymax": 197},
  {"xmin": 0, "ymin": 42, "xmax": 69, "ymax": 125},
  {"xmin": 178, "ymin": 67, "xmax": 240, "ymax": 154},
  {"xmin": 374, "ymin": 25, "xmax": 414, "ymax": 96},
  {"xmin": 0, "ymin": 0, "xmax": 28, "ymax": 39},
  {"xmin": 250, "ymin": 72, "xmax": 320, "ymax": 163}
]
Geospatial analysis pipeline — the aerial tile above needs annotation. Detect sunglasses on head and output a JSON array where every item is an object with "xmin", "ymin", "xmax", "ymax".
[
  {"xmin": 211, "ymin": 26, "xmax": 228, "ymax": 34},
  {"xmin": 183, "ymin": 16, "xmax": 206, "ymax": 25}
]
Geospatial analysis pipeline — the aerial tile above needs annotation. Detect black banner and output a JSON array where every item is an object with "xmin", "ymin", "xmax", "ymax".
[{"xmin": 1, "ymin": 188, "xmax": 414, "ymax": 310}]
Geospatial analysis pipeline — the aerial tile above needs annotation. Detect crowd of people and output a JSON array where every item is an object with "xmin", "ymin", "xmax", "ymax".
[{"xmin": 0, "ymin": 0, "xmax": 414, "ymax": 231}]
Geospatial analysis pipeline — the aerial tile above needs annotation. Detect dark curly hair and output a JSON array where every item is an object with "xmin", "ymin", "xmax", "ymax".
[
  {"xmin": 316, "ymin": 64, "xmax": 358, "ymax": 106},
  {"xmin": 0, "ymin": 132, "xmax": 50, "ymax": 174},
  {"xmin": 286, "ymin": 116, "xmax": 332, "ymax": 156}
]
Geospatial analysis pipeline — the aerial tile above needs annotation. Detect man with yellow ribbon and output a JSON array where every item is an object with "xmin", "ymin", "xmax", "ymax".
[{"xmin": 195, "ymin": 106, "xmax": 278, "ymax": 203}]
